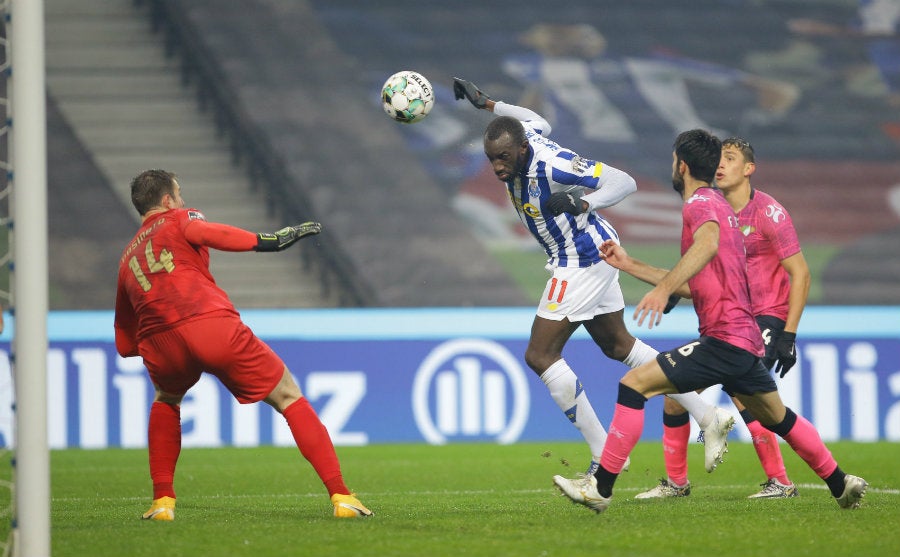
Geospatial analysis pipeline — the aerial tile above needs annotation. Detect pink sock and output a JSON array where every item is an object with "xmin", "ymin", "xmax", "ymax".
[
  {"xmin": 599, "ymin": 404, "xmax": 644, "ymax": 474},
  {"xmin": 746, "ymin": 419, "xmax": 790, "ymax": 484},
  {"xmin": 283, "ymin": 398, "xmax": 349, "ymax": 496},
  {"xmin": 782, "ymin": 414, "xmax": 838, "ymax": 479},
  {"xmin": 147, "ymin": 401, "xmax": 181, "ymax": 500},
  {"xmin": 663, "ymin": 422, "xmax": 690, "ymax": 486}
]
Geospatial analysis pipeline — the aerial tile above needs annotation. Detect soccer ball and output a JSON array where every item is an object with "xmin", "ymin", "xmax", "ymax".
[{"xmin": 381, "ymin": 70, "xmax": 434, "ymax": 124}]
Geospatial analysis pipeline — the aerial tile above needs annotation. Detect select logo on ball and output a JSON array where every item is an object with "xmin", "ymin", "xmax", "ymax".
[{"xmin": 381, "ymin": 70, "xmax": 435, "ymax": 124}]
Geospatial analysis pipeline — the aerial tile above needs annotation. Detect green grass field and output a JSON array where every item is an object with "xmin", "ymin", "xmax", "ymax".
[
  {"xmin": 491, "ymin": 243, "xmax": 841, "ymax": 304},
  {"xmin": 34, "ymin": 441, "xmax": 900, "ymax": 557}
]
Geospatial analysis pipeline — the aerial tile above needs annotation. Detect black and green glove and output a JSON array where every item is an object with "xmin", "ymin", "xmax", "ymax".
[{"xmin": 255, "ymin": 222, "xmax": 322, "ymax": 252}]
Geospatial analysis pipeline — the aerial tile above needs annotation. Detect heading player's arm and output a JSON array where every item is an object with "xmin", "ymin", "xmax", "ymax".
[
  {"xmin": 453, "ymin": 77, "xmax": 493, "ymax": 109},
  {"xmin": 183, "ymin": 219, "xmax": 322, "ymax": 252},
  {"xmin": 546, "ymin": 163, "xmax": 637, "ymax": 216},
  {"xmin": 579, "ymin": 164, "xmax": 636, "ymax": 210},
  {"xmin": 453, "ymin": 77, "xmax": 553, "ymax": 133}
]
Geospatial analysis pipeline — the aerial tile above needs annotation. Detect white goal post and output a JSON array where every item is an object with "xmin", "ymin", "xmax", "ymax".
[{"xmin": 8, "ymin": 0, "xmax": 51, "ymax": 556}]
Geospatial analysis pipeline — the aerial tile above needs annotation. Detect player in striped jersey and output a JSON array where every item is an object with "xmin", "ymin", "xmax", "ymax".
[{"xmin": 454, "ymin": 78, "xmax": 734, "ymax": 477}]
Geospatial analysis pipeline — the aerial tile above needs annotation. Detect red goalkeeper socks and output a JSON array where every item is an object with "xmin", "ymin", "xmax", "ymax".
[
  {"xmin": 148, "ymin": 401, "xmax": 181, "ymax": 500},
  {"xmin": 283, "ymin": 397, "xmax": 350, "ymax": 496}
]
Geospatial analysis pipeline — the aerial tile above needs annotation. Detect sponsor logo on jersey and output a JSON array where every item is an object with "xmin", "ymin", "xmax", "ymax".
[
  {"xmin": 571, "ymin": 155, "xmax": 590, "ymax": 174},
  {"xmin": 187, "ymin": 210, "xmax": 206, "ymax": 221},
  {"xmin": 686, "ymin": 194, "xmax": 710, "ymax": 204},
  {"xmin": 765, "ymin": 204, "xmax": 785, "ymax": 223}
]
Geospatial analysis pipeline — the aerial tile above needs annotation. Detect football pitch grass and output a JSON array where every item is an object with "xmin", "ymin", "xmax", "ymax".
[
  {"xmin": 491, "ymin": 243, "xmax": 840, "ymax": 304},
  {"xmin": 45, "ymin": 440, "xmax": 900, "ymax": 557}
]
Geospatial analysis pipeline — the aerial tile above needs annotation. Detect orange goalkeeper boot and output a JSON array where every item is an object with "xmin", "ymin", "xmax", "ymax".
[
  {"xmin": 142, "ymin": 496, "xmax": 175, "ymax": 521},
  {"xmin": 331, "ymin": 493, "xmax": 373, "ymax": 518}
]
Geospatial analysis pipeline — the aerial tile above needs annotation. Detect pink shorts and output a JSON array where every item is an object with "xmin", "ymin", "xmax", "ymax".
[{"xmin": 138, "ymin": 314, "xmax": 285, "ymax": 403}]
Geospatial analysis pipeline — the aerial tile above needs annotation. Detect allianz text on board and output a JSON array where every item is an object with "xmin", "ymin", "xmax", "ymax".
[{"xmin": 0, "ymin": 308, "xmax": 897, "ymax": 448}]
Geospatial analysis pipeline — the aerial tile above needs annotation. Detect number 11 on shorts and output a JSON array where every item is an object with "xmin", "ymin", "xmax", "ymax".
[{"xmin": 547, "ymin": 278, "xmax": 568, "ymax": 303}]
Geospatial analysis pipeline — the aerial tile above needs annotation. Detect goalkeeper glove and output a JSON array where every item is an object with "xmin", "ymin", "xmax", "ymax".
[
  {"xmin": 546, "ymin": 192, "xmax": 585, "ymax": 216},
  {"xmin": 453, "ymin": 77, "xmax": 491, "ymax": 109},
  {"xmin": 773, "ymin": 331, "xmax": 797, "ymax": 378},
  {"xmin": 255, "ymin": 222, "xmax": 322, "ymax": 252},
  {"xmin": 663, "ymin": 294, "xmax": 682, "ymax": 314}
]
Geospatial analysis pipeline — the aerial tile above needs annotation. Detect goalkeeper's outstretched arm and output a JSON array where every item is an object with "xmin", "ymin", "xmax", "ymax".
[
  {"xmin": 183, "ymin": 219, "xmax": 322, "ymax": 252},
  {"xmin": 254, "ymin": 222, "xmax": 322, "ymax": 252}
]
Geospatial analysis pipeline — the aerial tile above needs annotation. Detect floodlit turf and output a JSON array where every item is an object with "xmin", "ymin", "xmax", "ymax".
[
  {"xmin": 491, "ymin": 243, "xmax": 840, "ymax": 304},
  {"xmin": 45, "ymin": 440, "xmax": 899, "ymax": 557}
]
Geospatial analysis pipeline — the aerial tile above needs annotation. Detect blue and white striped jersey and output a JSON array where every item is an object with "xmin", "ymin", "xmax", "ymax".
[{"xmin": 500, "ymin": 107, "xmax": 637, "ymax": 268}]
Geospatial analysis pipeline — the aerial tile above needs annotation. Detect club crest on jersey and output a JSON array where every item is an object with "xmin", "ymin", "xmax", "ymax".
[
  {"xmin": 741, "ymin": 225, "xmax": 755, "ymax": 236},
  {"xmin": 187, "ymin": 210, "xmax": 206, "ymax": 221},
  {"xmin": 527, "ymin": 179, "xmax": 541, "ymax": 199}
]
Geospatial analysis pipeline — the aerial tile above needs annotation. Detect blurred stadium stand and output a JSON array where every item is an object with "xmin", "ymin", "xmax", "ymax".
[
  {"xmin": 41, "ymin": 0, "xmax": 900, "ymax": 307},
  {"xmin": 43, "ymin": 0, "xmax": 528, "ymax": 308},
  {"xmin": 44, "ymin": 0, "xmax": 373, "ymax": 309},
  {"xmin": 45, "ymin": 94, "xmax": 138, "ymax": 309}
]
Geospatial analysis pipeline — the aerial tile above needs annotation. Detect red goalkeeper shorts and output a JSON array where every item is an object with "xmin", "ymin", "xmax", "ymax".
[{"xmin": 138, "ymin": 313, "xmax": 285, "ymax": 403}]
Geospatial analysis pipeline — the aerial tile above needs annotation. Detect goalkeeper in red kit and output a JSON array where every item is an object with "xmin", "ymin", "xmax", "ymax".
[{"xmin": 114, "ymin": 169, "xmax": 372, "ymax": 520}]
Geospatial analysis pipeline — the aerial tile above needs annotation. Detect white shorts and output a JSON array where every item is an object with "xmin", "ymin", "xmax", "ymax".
[{"xmin": 536, "ymin": 262, "xmax": 625, "ymax": 322}]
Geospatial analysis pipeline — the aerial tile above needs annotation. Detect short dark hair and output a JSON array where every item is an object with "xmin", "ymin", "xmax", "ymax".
[
  {"xmin": 484, "ymin": 116, "xmax": 526, "ymax": 144},
  {"xmin": 722, "ymin": 137, "xmax": 755, "ymax": 163},
  {"xmin": 674, "ymin": 129, "xmax": 721, "ymax": 183},
  {"xmin": 130, "ymin": 169, "xmax": 177, "ymax": 216}
]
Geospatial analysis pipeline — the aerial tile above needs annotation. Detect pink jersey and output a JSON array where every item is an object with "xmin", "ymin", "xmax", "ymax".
[
  {"xmin": 737, "ymin": 189, "xmax": 801, "ymax": 320},
  {"xmin": 681, "ymin": 188, "xmax": 764, "ymax": 356}
]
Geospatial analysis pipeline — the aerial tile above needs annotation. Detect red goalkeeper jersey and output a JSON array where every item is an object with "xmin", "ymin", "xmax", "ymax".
[{"xmin": 115, "ymin": 207, "xmax": 258, "ymax": 356}]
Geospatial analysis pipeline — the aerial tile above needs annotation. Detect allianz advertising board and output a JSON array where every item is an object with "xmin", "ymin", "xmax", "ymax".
[{"xmin": 1, "ymin": 307, "xmax": 898, "ymax": 448}]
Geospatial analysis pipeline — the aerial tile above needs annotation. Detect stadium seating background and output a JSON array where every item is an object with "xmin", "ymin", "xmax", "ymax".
[{"xmin": 46, "ymin": 0, "xmax": 900, "ymax": 306}]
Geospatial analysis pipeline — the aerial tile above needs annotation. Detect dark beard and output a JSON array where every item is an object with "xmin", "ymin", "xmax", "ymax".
[{"xmin": 671, "ymin": 171, "xmax": 685, "ymax": 196}]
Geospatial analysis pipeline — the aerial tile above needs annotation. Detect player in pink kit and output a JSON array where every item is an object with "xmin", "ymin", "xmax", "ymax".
[
  {"xmin": 552, "ymin": 130, "xmax": 867, "ymax": 513},
  {"xmin": 115, "ymin": 170, "xmax": 372, "ymax": 520},
  {"xmin": 635, "ymin": 137, "xmax": 810, "ymax": 500}
]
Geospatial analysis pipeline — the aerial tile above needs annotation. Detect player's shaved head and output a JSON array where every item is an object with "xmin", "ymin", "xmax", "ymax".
[{"xmin": 484, "ymin": 116, "xmax": 526, "ymax": 145}]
